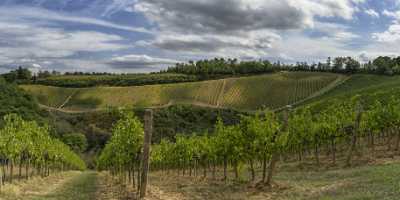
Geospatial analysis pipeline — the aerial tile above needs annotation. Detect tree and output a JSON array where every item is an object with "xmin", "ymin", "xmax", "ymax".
[
  {"xmin": 373, "ymin": 56, "xmax": 393, "ymax": 74},
  {"xmin": 332, "ymin": 57, "xmax": 346, "ymax": 73},
  {"xmin": 16, "ymin": 67, "xmax": 32, "ymax": 80},
  {"xmin": 62, "ymin": 133, "xmax": 88, "ymax": 153},
  {"xmin": 345, "ymin": 57, "xmax": 361, "ymax": 74},
  {"xmin": 2, "ymin": 67, "xmax": 32, "ymax": 82}
]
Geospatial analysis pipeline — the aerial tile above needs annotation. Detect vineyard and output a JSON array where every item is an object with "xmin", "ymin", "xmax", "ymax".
[
  {"xmin": 5, "ymin": 73, "xmax": 400, "ymax": 199},
  {"xmin": 94, "ymin": 89, "xmax": 400, "ymax": 199},
  {"xmin": 21, "ymin": 72, "xmax": 343, "ymax": 111},
  {"xmin": 0, "ymin": 114, "xmax": 85, "ymax": 189},
  {"xmin": 306, "ymin": 74, "xmax": 400, "ymax": 112},
  {"xmin": 3, "ymin": 0, "xmax": 400, "ymax": 198}
]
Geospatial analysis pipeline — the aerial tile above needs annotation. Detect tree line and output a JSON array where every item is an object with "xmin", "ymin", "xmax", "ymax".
[
  {"xmin": 165, "ymin": 56, "xmax": 400, "ymax": 76},
  {"xmin": 3, "ymin": 55, "xmax": 400, "ymax": 87}
]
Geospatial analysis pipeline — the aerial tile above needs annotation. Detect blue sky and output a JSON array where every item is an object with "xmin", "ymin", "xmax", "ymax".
[{"xmin": 0, "ymin": 0, "xmax": 400, "ymax": 73}]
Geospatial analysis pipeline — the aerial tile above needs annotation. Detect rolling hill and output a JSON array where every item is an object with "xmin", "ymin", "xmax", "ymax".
[
  {"xmin": 21, "ymin": 72, "xmax": 344, "ymax": 112},
  {"xmin": 305, "ymin": 74, "xmax": 400, "ymax": 110}
]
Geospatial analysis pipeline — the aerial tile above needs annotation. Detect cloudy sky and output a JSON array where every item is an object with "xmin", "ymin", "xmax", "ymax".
[{"xmin": 0, "ymin": 0, "xmax": 399, "ymax": 73}]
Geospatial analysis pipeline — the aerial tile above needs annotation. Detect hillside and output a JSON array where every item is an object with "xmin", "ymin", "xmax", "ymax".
[
  {"xmin": 0, "ymin": 78, "xmax": 42, "ymax": 122},
  {"xmin": 21, "ymin": 72, "xmax": 344, "ymax": 112},
  {"xmin": 305, "ymin": 74, "xmax": 400, "ymax": 110}
]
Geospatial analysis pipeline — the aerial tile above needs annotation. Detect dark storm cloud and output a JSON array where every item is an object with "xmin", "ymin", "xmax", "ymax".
[{"xmin": 136, "ymin": 0, "xmax": 308, "ymax": 34}]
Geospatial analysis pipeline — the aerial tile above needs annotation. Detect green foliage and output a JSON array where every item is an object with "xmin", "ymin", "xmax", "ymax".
[
  {"xmin": 166, "ymin": 58, "xmax": 277, "ymax": 76},
  {"xmin": 373, "ymin": 56, "xmax": 395, "ymax": 74},
  {"xmin": 149, "ymin": 93, "xmax": 400, "ymax": 181},
  {"xmin": 42, "ymin": 105, "xmax": 243, "ymax": 156},
  {"xmin": 34, "ymin": 73, "xmax": 199, "ymax": 88},
  {"xmin": 2, "ymin": 67, "xmax": 32, "ymax": 83},
  {"xmin": 62, "ymin": 133, "xmax": 88, "ymax": 153},
  {"xmin": 0, "ymin": 79, "xmax": 42, "ymax": 123},
  {"xmin": 97, "ymin": 111, "xmax": 144, "ymax": 171},
  {"xmin": 0, "ymin": 114, "xmax": 85, "ymax": 170}
]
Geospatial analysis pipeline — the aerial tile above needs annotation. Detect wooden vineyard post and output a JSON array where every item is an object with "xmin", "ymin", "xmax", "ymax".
[
  {"xmin": 139, "ymin": 109, "xmax": 153, "ymax": 199},
  {"xmin": 0, "ymin": 164, "xmax": 2, "ymax": 192}
]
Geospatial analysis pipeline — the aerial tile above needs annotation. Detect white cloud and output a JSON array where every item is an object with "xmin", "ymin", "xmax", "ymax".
[
  {"xmin": 0, "ymin": 19, "xmax": 130, "ymax": 72},
  {"xmin": 365, "ymin": 9, "xmax": 379, "ymax": 18},
  {"xmin": 373, "ymin": 24, "xmax": 400, "ymax": 42},
  {"xmin": 0, "ymin": 21, "xmax": 128, "ymax": 59},
  {"xmin": 374, "ymin": 9, "xmax": 400, "ymax": 43},
  {"xmin": 270, "ymin": 34, "xmax": 356, "ymax": 62},
  {"xmin": 314, "ymin": 22, "xmax": 360, "ymax": 41},
  {"xmin": 31, "ymin": 63, "xmax": 42, "ymax": 69},
  {"xmin": 382, "ymin": 9, "xmax": 399, "ymax": 19},
  {"xmin": 289, "ymin": 0, "xmax": 363, "ymax": 22},
  {"xmin": 0, "ymin": 6, "xmax": 151, "ymax": 34},
  {"xmin": 108, "ymin": 54, "xmax": 179, "ymax": 69},
  {"xmin": 102, "ymin": 0, "xmax": 139, "ymax": 17}
]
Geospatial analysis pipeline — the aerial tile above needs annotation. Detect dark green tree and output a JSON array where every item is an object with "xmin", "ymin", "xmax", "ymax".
[{"xmin": 62, "ymin": 133, "xmax": 88, "ymax": 153}]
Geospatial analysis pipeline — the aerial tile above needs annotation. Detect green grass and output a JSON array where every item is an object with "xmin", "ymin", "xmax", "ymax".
[
  {"xmin": 276, "ymin": 162, "xmax": 400, "ymax": 200},
  {"xmin": 149, "ymin": 161, "xmax": 400, "ymax": 200},
  {"xmin": 22, "ymin": 72, "xmax": 342, "ymax": 111},
  {"xmin": 0, "ymin": 172, "xmax": 99, "ymax": 200},
  {"xmin": 30, "ymin": 172, "xmax": 98, "ymax": 200}
]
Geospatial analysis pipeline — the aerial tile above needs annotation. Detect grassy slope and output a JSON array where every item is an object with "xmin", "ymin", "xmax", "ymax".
[
  {"xmin": 22, "ymin": 72, "xmax": 342, "ymax": 111},
  {"xmin": 21, "ymin": 85, "xmax": 78, "ymax": 108}
]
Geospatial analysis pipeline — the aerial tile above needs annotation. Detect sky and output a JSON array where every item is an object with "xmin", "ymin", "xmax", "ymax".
[{"xmin": 0, "ymin": 0, "xmax": 400, "ymax": 73}]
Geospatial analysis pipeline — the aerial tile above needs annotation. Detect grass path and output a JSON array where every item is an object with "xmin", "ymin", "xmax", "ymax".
[
  {"xmin": 0, "ymin": 171, "xmax": 117, "ymax": 200},
  {"xmin": 30, "ymin": 172, "xmax": 98, "ymax": 200}
]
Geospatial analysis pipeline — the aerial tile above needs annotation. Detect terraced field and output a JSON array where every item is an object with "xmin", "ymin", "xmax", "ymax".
[{"xmin": 21, "ymin": 72, "xmax": 344, "ymax": 112}]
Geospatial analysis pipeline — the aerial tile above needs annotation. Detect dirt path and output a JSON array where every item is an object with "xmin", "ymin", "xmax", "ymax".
[{"xmin": 58, "ymin": 90, "xmax": 78, "ymax": 109}]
